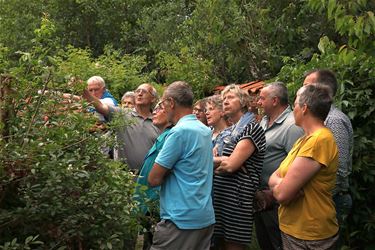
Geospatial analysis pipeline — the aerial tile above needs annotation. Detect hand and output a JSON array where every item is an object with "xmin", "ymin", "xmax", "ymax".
[
  {"xmin": 255, "ymin": 189, "xmax": 275, "ymax": 211},
  {"xmin": 214, "ymin": 156, "xmax": 233, "ymax": 174},
  {"xmin": 82, "ymin": 89, "xmax": 92, "ymax": 102},
  {"xmin": 212, "ymin": 146, "xmax": 219, "ymax": 157}
]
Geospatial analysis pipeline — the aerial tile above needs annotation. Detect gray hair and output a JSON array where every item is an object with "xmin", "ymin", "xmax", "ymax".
[
  {"xmin": 121, "ymin": 91, "xmax": 135, "ymax": 102},
  {"xmin": 221, "ymin": 84, "xmax": 250, "ymax": 112},
  {"xmin": 206, "ymin": 95, "xmax": 223, "ymax": 111},
  {"xmin": 266, "ymin": 82, "xmax": 289, "ymax": 106},
  {"xmin": 297, "ymin": 84, "xmax": 332, "ymax": 121},
  {"xmin": 164, "ymin": 81, "xmax": 194, "ymax": 107},
  {"xmin": 87, "ymin": 76, "xmax": 105, "ymax": 87}
]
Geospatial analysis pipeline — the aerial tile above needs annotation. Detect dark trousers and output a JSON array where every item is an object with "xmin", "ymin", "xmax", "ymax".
[
  {"xmin": 254, "ymin": 205, "xmax": 282, "ymax": 250},
  {"xmin": 333, "ymin": 192, "xmax": 352, "ymax": 248}
]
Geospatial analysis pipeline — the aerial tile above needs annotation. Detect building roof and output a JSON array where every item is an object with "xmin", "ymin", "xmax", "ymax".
[{"xmin": 213, "ymin": 80, "xmax": 265, "ymax": 94}]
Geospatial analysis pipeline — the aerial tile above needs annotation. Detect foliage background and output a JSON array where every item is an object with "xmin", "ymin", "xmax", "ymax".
[{"xmin": 1, "ymin": 0, "xmax": 374, "ymax": 249}]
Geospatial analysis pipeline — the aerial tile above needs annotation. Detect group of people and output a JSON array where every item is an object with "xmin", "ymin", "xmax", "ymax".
[{"xmin": 82, "ymin": 69, "xmax": 353, "ymax": 250}]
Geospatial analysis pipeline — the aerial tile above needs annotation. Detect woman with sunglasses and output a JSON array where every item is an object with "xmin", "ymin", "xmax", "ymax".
[{"xmin": 134, "ymin": 100, "xmax": 173, "ymax": 250}]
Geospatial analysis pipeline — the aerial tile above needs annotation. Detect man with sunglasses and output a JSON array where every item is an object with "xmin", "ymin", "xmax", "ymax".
[{"xmin": 83, "ymin": 83, "xmax": 160, "ymax": 172}]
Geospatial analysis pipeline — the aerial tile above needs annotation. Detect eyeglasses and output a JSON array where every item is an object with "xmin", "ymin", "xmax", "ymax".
[
  {"xmin": 193, "ymin": 107, "xmax": 204, "ymax": 114},
  {"xmin": 204, "ymin": 107, "xmax": 218, "ymax": 113},
  {"xmin": 153, "ymin": 102, "xmax": 164, "ymax": 113},
  {"xmin": 135, "ymin": 87, "xmax": 155, "ymax": 96},
  {"xmin": 153, "ymin": 98, "xmax": 171, "ymax": 112}
]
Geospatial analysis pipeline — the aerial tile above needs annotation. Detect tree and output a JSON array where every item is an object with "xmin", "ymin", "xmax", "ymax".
[{"xmin": 276, "ymin": 1, "xmax": 375, "ymax": 247}]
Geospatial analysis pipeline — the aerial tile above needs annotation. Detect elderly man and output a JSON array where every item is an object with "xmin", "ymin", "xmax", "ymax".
[
  {"xmin": 83, "ymin": 83, "xmax": 160, "ymax": 172},
  {"xmin": 86, "ymin": 76, "xmax": 118, "ymax": 122},
  {"xmin": 304, "ymin": 69, "xmax": 353, "ymax": 243},
  {"xmin": 255, "ymin": 82, "xmax": 304, "ymax": 250},
  {"xmin": 87, "ymin": 76, "xmax": 118, "ymax": 105},
  {"xmin": 148, "ymin": 81, "xmax": 215, "ymax": 250}
]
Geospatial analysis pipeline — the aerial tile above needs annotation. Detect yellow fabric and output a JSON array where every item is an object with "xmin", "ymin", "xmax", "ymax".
[{"xmin": 278, "ymin": 127, "xmax": 339, "ymax": 240}]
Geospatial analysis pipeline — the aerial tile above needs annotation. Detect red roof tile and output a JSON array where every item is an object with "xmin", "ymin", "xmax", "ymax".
[{"xmin": 214, "ymin": 80, "xmax": 265, "ymax": 94}]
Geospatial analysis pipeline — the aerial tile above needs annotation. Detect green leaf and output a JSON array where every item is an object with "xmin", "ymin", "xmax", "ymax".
[
  {"xmin": 106, "ymin": 242, "xmax": 112, "ymax": 249},
  {"xmin": 327, "ymin": 0, "xmax": 336, "ymax": 20}
]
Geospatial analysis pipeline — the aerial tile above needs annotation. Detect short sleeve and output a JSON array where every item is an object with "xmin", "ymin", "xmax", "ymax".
[
  {"xmin": 155, "ymin": 130, "xmax": 183, "ymax": 170},
  {"xmin": 298, "ymin": 130, "xmax": 338, "ymax": 168},
  {"xmin": 238, "ymin": 122, "xmax": 266, "ymax": 153}
]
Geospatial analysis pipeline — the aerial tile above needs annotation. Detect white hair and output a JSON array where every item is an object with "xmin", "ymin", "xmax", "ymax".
[{"xmin": 87, "ymin": 76, "xmax": 106, "ymax": 88}]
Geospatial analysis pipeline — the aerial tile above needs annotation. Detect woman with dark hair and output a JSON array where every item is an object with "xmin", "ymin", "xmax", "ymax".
[{"xmin": 269, "ymin": 84, "xmax": 339, "ymax": 249}]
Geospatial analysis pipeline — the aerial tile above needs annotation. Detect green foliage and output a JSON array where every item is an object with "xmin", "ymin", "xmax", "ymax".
[
  {"xmin": 1, "ymin": 1, "xmax": 375, "ymax": 249},
  {"xmin": 0, "ymin": 19, "xmax": 141, "ymax": 249},
  {"xmin": 0, "ymin": 236, "xmax": 44, "ymax": 250},
  {"xmin": 157, "ymin": 48, "xmax": 220, "ymax": 98},
  {"xmin": 276, "ymin": 3, "xmax": 375, "ymax": 246},
  {"xmin": 53, "ymin": 45, "xmax": 151, "ymax": 99}
]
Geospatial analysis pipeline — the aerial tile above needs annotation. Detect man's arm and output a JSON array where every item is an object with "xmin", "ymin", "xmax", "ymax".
[
  {"xmin": 82, "ymin": 89, "xmax": 110, "ymax": 116},
  {"xmin": 148, "ymin": 163, "xmax": 169, "ymax": 187}
]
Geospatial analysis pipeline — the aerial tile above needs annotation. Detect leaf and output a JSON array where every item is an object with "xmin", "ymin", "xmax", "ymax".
[
  {"xmin": 106, "ymin": 242, "xmax": 112, "ymax": 249},
  {"xmin": 327, "ymin": 0, "xmax": 336, "ymax": 20},
  {"xmin": 25, "ymin": 236, "xmax": 33, "ymax": 244}
]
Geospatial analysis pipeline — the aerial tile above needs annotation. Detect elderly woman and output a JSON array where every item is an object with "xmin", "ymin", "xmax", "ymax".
[
  {"xmin": 213, "ymin": 84, "xmax": 266, "ymax": 250},
  {"xmin": 121, "ymin": 91, "xmax": 135, "ymax": 108},
  {"xmin": 269, "ymin": 84, "xmax": 339, "ymax": 249},
  {"xmin": 205, "ymin": 95, "xmax": 230, "ymax": 156},
  {"xmin": 134, "ymin": 100, "xmax": 173, "ymax": 250}
]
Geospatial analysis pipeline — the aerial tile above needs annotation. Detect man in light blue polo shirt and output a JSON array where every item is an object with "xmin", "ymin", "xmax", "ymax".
[{"xmin": 148, "ymin": 81, "xmax": 215, "ymax": 250}]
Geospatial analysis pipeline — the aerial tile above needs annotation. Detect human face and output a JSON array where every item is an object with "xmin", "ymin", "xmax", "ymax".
[
  {"xmin": 222, "ymin": 91, "xmax": 243, "ymax": 120},
  {"xmin": 205, "ymin": 103, "xmax": 223, "ymax": 127},
  {"xmin": 158, "ymin": 96, "xmax": 174, "ymax": 123},
  {"xmin": 303, "ymin": 72, "xmax": 318, "ymax": 86},
  {"xmin": 152, "ymin": 101, "xmax": 169, "ymax": 129},
  {"xmin": 257, "ymin": 87, "xmax": 275, "ymax": 116},
  {"xmin": 87, "ymin": 82, "xmax": 105, "ymax": 99},
  {"xmin": 193, "ymin": 103, "xmax": 207, "ymax": 125},
  {"xmin": 121, "ymin": 97, "xmax": 135, "ymax": 108},
  {"xmin": 134, "ymin": 84, "xmax": 155, "ymax": 106}
]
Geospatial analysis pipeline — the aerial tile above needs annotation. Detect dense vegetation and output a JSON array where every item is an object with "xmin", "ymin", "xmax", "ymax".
[{"xmin": 1, "ymin": 0, "xmax": 374, "ymax": 249}]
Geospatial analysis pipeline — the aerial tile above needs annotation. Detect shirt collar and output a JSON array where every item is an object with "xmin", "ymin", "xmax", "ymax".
[
  {"xmin": 175, "ymin": 114, "xmax": 197, "ymax": 126},
  {"xmin": 263, "ymin": 106, "xmax": 292, "ymax": 127},
  {"xmin": 131, "ymin": 108, "xmax": 153, "ymax": 120}
]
